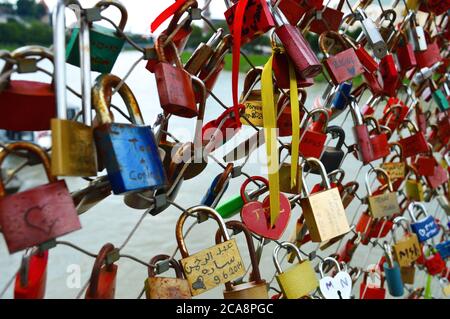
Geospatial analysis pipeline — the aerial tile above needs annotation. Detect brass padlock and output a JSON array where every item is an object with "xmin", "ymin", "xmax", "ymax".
[
  {"xmin": 400, "ymin": 265, "xmax": 416, "ymax": 285},
  {"xmin": 365, "ymin": 167, "xmax": 400, "ymax": 218},
  {"xmin": 405, "ymin": 165, "xmax": 425, "ymax": 202},
  {"xmin": 391, "ymin": 217, "xmax": 421, "ymax": 267},
  {"xmin": 145, "ymin": 255, "xmax": 191, "ymax": 299},
  {"xmin": 216, "ymin": 221, "xmax": 268, "ymax": 299},
  {"xmin": 300, "ymin": 158, "xmax": 350, "ymax": 243},
  {"xmin": 274, "ymin": 242, "xmax": 319, "ymax": 299},
  {"xmin": 279, "ymin": 145, "xmax": 302, "ymax": 194},
  {"xmin": 176, "ymin": 206, "xmax": 246, "ymax": 296}
]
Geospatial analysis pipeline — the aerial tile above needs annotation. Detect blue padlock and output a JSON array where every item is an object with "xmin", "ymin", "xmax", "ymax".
[
  {"xmin": 93, "ymin": 74, "xmax": 167, "ymax": 195},
  {"xmin": 331, "ymin": 81, "xmax": 353, "ymax": 110},
  {"xmin": 408, "ymin": 202, "xmax": 439, "ymax": 243},
  {"xmin": 201, "ymin": 164, "xmax": 233, "ymax": 207},
  {"xmin": 383, "ymin": 242, "xmax": 404, "ymax": 297},
  {"xmin": 436, "ymin": 241, "xmax": 450, "ymax": 259}
]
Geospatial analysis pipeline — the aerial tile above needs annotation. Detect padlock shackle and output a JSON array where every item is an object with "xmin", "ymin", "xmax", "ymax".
[
  {"xmin": 155, "ymin": 34, "xmax": 184, "ymax": 68},
  {"xmin": 392, "ymin": 216, "xmax": 411, "ymax": 242},
  {"xmin": 362, "ymin": 270, "xmax": 385, "ymax": 288},
  {"xmin": 92, "ymin": 73, "xmax": 144, "ymax": 126},
  {"xmin": 166, "ymin": 0, "xmax": 198, "ymax": 36},
  {"xmin": 301, "ymin": 108, "xmax": 329, "ymax": 134},
  {"xmin": 240, "ymin": 176, "xmax": 269, "ymax": 204},
  {"xmin": 148, "ymin": 254, "xmax": 185, "ymax": 279},
  {"xmin": 365, "ymin": 167, "xmax": 394, "ymax": 196},
  {"xmin": 95, "ymin": 0, "xmax": 128, "ymax": 32},
  {"xmin": 318, "ymin": 257, "xmax": 341, "ymax": 278},
  {"xmin": 176, "ymin": 206, "xmax": 229, "ymax": 258},
  {"xmin": 212, "ymin": 164, "xmax": 234, "ymax": 195},
  {"xmin": 407, "ymin": 201, "xmax": 429, "ymax": 222},
  {"xmin": 326, "ymin": 126, "xmax": 346, "ymax": 150},
  {"xmin": 0, "ymin": 142, "xmax": 55, "ymax": 197},
  {"xmin": 302, "ymin": 158, "xmax": 332, "ymax": 195},
  {"xmin": 216, "ymin": 221, "xmax": 265, "ymax": 289},
  {"xmin": 86, "ymin": 243, "xmax": 116, "ymax": 298},
  {"xmin": 319, "ymin": 31, "xmax": 350, "ymax": 57},
  {"xmin": 273, "ymin": 242, "xmax": 304, "ymax": 274},
  {"xmin": 328, "ymin": 168, "xmax": 346, "ymax": 185},
  {"xmin": 343, "ymin": 181, "xmax": 360, "ymax": 196},
  {"xmin": 241, "ymin": 67, "xmax": 263, "ymax": 102}
]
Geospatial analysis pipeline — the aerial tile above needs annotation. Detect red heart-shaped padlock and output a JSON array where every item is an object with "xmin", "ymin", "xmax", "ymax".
[{"xmin": 240, "ymin": 177, "xmax": 291, "ymax": 240}]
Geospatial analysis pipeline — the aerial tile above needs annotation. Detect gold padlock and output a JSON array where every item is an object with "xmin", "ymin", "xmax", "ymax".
[
  {"xmin": 391, "ymin": 217, "xmax": 421, "ymax": 267},
  {"xmin": 274, "ymin": 242, "xmax": 319, "ymax": 299},
  {"xmin": 405, "ymin": 165, "xmax": 425, "ymax": 202},
  {"xmin": 216, "ymin": 221, "xmax": 268, "ymax": 299},
  {"xmin": 176, "ymin": 206, "xmax": 246, "ymax": 296},
  {"xmin": 365, "ymin": 167, "xmax": 400, "ymax": 218},
  {"xmin": 279, "ymin": 145, "xmax": 302, "ymax": 194},
  {"xmin": 300, "ymin": 158, "xmax": 350, "ymax": 243},
  {"xmin": 381, "ymin": 143, "xmax": 406, "ymax": 180},
  {"xmin": 401, "ymin": 265, "xmax": 416, "ymax": 285},
  {"xmin": 145, "ymin": 255, "xmax": 191, "ymax": 299}
]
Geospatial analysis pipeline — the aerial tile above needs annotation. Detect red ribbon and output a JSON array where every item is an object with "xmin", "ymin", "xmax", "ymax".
[
  {"xmin": 151, "ymin": 0, "xmax": 187, "ymax": 33},
  {"xmin": 231, "ymin": 0, "xmax": 249, "ymax": 126}
]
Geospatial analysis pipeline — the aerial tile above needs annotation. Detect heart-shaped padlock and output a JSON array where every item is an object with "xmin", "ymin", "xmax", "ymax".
[
  {"xmin": 240, "ymin": 176, "xmax": 291, "ymax": 240},
  {"xmin": 319, "ymin": 257, "xmax": 353, "ymax": 299}
]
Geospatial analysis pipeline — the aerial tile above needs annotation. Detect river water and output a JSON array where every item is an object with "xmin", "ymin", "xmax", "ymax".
[{"xmin": 0, "ymin": 51, "xmax": 447, "ymax": 299}]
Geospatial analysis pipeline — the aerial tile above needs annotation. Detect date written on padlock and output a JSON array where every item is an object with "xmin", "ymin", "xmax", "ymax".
[{"xmin": 180, "ymin": 239, "xmax": 246, "ymax": 296}]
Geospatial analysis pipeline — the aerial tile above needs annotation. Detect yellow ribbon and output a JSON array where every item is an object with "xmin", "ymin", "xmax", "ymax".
[
  {"xmin": 262, "ymin": 54, "xmax": 280, "ymax": 227},
  {"xmin": 288, "ymin": 60, "xmax": 300, "ymax": 189}
]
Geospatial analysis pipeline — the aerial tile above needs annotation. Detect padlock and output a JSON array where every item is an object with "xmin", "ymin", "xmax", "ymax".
[
  {"xmin": 331, "ymin": 82, "xmax": 353, "ymax": 110},
  {"xmin": 154, "ymin": 35, "xmax": 197, "ymax": 118},
  {"xmin": 92, "ymin": 74, "xmax": 167, "ymax": 195},
  {"xmin": 224, "ymin": 0, "xmax": 275, "ymax": 45},
  {"xmin": 0, "ymin": 46, "xmax": 56, "ymax": 131},
  {"xmin": 278, "ymin": 145, "xmax": 302, "ymax": 194},
  {"xmin": 0, "ymin": 142, "xmax": 81, "ymax": 254},
  {"xmin": 400, "ymin": 265, "xmax": 416, "ymax": 285},
  {"xmin": 391, "ymin": 217, "xmax": 421, "ymax": 267},
  {"xmin": 317, "ymin": 126, "xmax": 346, "ymax": 174},
  {"xmin": 365, "ymin": 168, "xmax": 400, "ymax": 219},
  {"xmin": 271, "ymin": 0, "xmax": 322, "ymax": 26},
  {"xmin": 72, "ymin": 176, "xmax": 112, "ymax": 215},
  {"xmin": 276, "ymin": 88, "xmax": 307, "ymax": 137},
  {"xmin": 14, "ymin": 250, "xmax": 48, "ymax": 299},
  {"xmin": 176, "ymin": 206, "xmax": 246, "ymax": 296},
  {"xmin": 405, "ymin": 165, "xmax": 426, "ymax": 202},
  {"xmin": 355, "ymin": 8, "xmax": 387, "ymax": 59},
  {"xmin": 300, "ymin": 158, "xmax": 350, "ymax": 243},
  {"xmin": 145, "ymin": 255, "xmax": 191, "ymax": 299},
  {"xmin": 337, "ymin": 233, "xmax": 360, "ymax": 263},
  {"xmin": 184, "ymin": 28, "xmax": 223, "ymax": 76},
  {"xmin": 341, "ymin": 182, "xmax": 359, "ymax": 209},
  {"xmin": 365, "ymin": 116, "xmax": 390, "ymax": 161},
  {"xmin": 425, "ymin": 161, "xmax": 449, "ymax": 190},
  {"xmin": 415, "ymin": 145, "xmax": 437, "ymax": 177},
  {"xmin": 85, "ymin": 244, "xmax": 118, "ymax": 299},
  {"xmin": 319, "ymin": 31, "xmax": 364, "ymax": 85},
  {"xmin": 52, "ymin": 9, "xmax": 98, "ymax": 178},
  {"xmin": 408, "ymin": 202, "xmax": 439, "ymax": 243},
  {"xmin": 350, "ymin": 99, "xmax": 374, "ymax": 165},
  {"xmin": 319, "ymin": 257, "xmax": 352, "ymax": 299},
  {"xmin": 273, "ymin": 9, "xmax": 322, "ymax": 79},
  {"xmin": 299, "ymin": 108, "xmax": 329, "ymax": 159},
  {"xmin": 360, "ymin": 271, "xmax": 386, "ymax": 299},
  {"xmin": 201, "ymin": 164, "xmax": 233, "ymax": 207},
  {"xmin": 398, "ymin": 120, "xmax": 429, "ymax": 159},
  {"xmin": 299, "ymin": 0, "xmax": 345, "ymax": 35},
  {"xmin": 272, "ymin": 47, "xmax": 314, "ymax": 89},
  {"xmin": 376, "ymin": 8, "xmax": 396, "ymax": 44},
  {"xmin": 392, "ymin": 31, "xmax": 417, "ymax": 72},
  {"xmin": 380, "ymin": 99, "xmax": 409, "ymax": 132},
  {"xmin": 274, "ymin": 242, "xmax": 318, "ymax": 299},
  {"xmin": 423, "ymin": 245, "xmax": 446, "ymax": 276},
  {"xmin": 217, "ymin": 221, "xmax": 268, "ymax": 299},
  {"xmin": 66, "ymin": 1, "xmax": 127, "ymax": 73},
  {"xmin": 379, "ymin": 54, "xmax": 401, "ymax": 97},
  {"xmin": 240, "ymin": 176, "xmax": 291, "ymax": 240},
  {"xmin": 415, "ymin": 40, "xmax": 442, "ymax": 69},
  {"xmin": 383, "ymin": 242, "xmax": 404, "ymax": 297},
  {"xmin": 436, "ymin": 227, "xmax": 450, "ymax": 259}
]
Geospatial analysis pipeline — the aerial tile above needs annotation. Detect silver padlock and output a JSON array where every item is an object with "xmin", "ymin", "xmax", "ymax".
[
  {"xmin": 357, "ymin": 9, "xmax": 387, "ymax": 59},
  {"xmin": 408, "ymin": 14, "xmax": 427, "ymax": 52}
]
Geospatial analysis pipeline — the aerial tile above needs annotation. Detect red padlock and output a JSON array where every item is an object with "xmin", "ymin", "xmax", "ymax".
[
  {"xmin": 398, "ymin": 121, "xmax": 429, "ymax": 159},
  {"xmin": 277, "ymin": 89, "xmax": 306, "ymax": 137},
  {"xmin": 272, "ymin": 0, "xmax": 322, "ymax": 25},
  {"xmin": 356, "ymin": 212, "xmax": 394, "ymax": 242},
  {"xmin": 299, "ymin": 109, "xmax": 329, "ymax": 159},
  {"xmin": 337, "ymin": 234, "xmax": 359, "ymax": 263},
  {"xmin": 366, "ymin": 116, "xmax": 390, "ymax": 161},
  {"xmin": 14, "ymin": 251, "xmax": 48, "ymax": 299},
  {"xmin": 380, "ymin": 98, "xmax": 409, "ymax": 132},
  {"xmin": 393, "ymin": 31, "xmax": 417, "ymax": 72},
  {"xmin": 272, "ymin": 49, "xmax": 314, "ymax": 89},
  {"xmin": 380, "ymin": 54, "xmax": 400, "ymax": 97},
  {"xmin": 360, "ymin": 271, "xmax": 386, "ymax": 299},
  {"xmin": 85, "ymin": 243, "xmax": 118, "ymax": 299},
  {"xmin": 355, "ymin": 46, "xmax": 379, "ymax": 73},
  {"xmin": 423, "ymin": 246, "xmax": 446, "ymax": 276},
  {"xmin": 154, "ymin": 35, "xmax": 197, "ymax": 118},
  {"xmin": 416, "ymin": 41, "xmax": 442, "ymax": 69},
  {"xmin": 425, "ymin": 162, "xmax": 449, "ymax": 189},
  {"xmin": 224, "ymin": 0, "xmax": 275, "ymax": 45},
  {"xmin": 299, "ymin": 0, "xmax": 344, "ymax": 35},
  {"xmin": 350, "ymin": 100, "xmax": 375, "ymax": 165}
]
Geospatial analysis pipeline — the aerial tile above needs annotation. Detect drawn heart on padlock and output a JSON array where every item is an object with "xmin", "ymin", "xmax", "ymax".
[
  {"xmin": 241, "ymin": 194, "xmax": 291, "ymax": 240},
  {"xmin": 24, "ymin": 205, "xmax": 56, "ymax": 235},
  {"xmin": 320, "ymin": 271, "xmax": 353, "ymax": 299},
  {"xmin": 347, "ymin": 66, "xmax": 356, "ymax": 76}
]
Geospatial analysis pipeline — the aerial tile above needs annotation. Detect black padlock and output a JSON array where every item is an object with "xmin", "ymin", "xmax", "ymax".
[{"xmin": 305, "ymin": 126, "xmax": 346, "ymax": 175}]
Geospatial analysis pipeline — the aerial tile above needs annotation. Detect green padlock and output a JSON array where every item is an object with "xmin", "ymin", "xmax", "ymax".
[
  {"xmin": 216, "ymin": 184, "xmax": 268, "ymax": 219},
  {"xmin": 66, "ymin": 0, "xmax": 128, "ymax": 74},
  {"xmin": 432, "ymin": 90, "xmax": 449, "ymax": 112}
]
